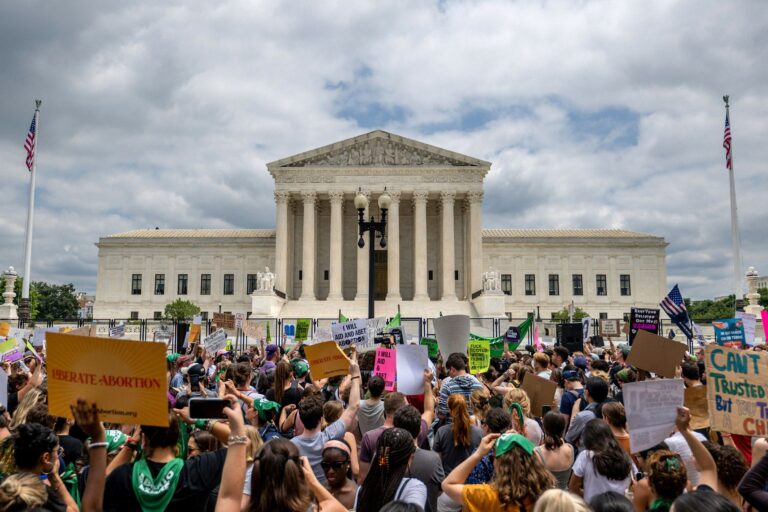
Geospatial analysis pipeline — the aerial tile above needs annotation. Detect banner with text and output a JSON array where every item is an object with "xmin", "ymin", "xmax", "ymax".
[
  {"xmin": 713, "ymin": 318, "xmax": 746, "ymax": 348},
  {"xmin": 468, "ymin": 340, "xmax": 490, "ymax": 373},
  {"xmin": 735, "ymin": 312, "xmax": 757, "ymax": 346},
  {"xmin": 629, "ymin": 307, "xmax": 660, "ymax": 345},
  {"xmin": 373, "ymin": 347, "xmax": 396, "ymax": 391},
  {"xmin": 332, "ymin": 318, "xmax": 369, "ymax": 348}
]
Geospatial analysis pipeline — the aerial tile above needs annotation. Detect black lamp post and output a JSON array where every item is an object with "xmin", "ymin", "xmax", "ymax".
[{"xmin": 355, "ymin": 188, "xmax": 391, "ymax": 319}]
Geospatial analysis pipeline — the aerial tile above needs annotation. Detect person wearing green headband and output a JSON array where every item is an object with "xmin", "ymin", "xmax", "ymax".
[
  {"xmin": 442, "ymin": 432, "xmax": 555, "ymax": 511},
  {"xmin": 248, "ymin": 399, "xmax": 282, "ymax": 442}
]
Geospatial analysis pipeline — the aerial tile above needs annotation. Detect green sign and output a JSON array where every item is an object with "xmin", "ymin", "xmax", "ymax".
[
  {"xmin": 295, "ymin": 318, "xmax": 311, "ymax": 342},
  {"xmin": 420, "ymin": 337, "xmax": 439, "ymax": 359}
]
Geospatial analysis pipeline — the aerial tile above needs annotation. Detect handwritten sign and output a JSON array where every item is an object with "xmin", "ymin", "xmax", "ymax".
[
  {"xmin": 624, "ymin": 379, "xmax": 684, "ymax": 453},
  {"xmin": 736, "ymin": 312, "xmax": 757, "ymax": 346},
  {"xmin": 212, "ymin": 312, "xmax": 235, "ymax": 330},
  {"xmin": 295, "ymin": 318, "xmax": 311, "ymax": 342},
  {"xmin": 234, "ymin": 313, "xmax": 246, "ymax": 330},
  {"xmin": 629, "ymin": 307, "xmax": 660, "ymax": 345},
  {"xmin": 600, "ymin": 319, "xmax": 621, "ymax": 337},
  {"xmin": 468, "ymin": 340, "xmax": 490, "ymax": 374},
  {"xmin": 713, "ymin": 318, "xmax": 745, "ymax": 348},
  {"xmin": 420, "ymin": 337, "xmax": 439, "ymax": 359},
  {"xmin": 331, "ymin": 319, "xmax": 369, "ymax": 348},
  {"xmin": 706, "ymin": 345, "xmax": 767, "ymax": 436},
  {"xmin": 242, "ymin": 320, "xmax": 265, "ymax": 339},
  {"xmin": 373, "ymin": 347, "xmax": 396, "ymax": 391},
  {"xmin": 203, "ymin": 329, "xmax": 228, "ymax": 353},
  {"xmin": 47, "ymin": 333, "xmax": 168, "ymax": 426},
  {"xmin": 684, "ymin": 385, "xmax": 710, "ymax": 430},
  {"xmin": 304, "ymin": 341, "xmax": 349, "ymax": 379},
  {"xmin": 625, "ymin": 330, "xmax": 687, "ymax": 379}
]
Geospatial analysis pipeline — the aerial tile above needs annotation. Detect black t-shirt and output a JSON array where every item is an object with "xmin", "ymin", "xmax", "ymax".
[
  {"xmin": 265, "ymin": 381, "xmax": 302, "ymax": 407},
  {"xmin": 44, "ymin": 485, "xmax": 68, "ymax": 512},
  {"xmin": 103, "ymin": 449, "xmax": 226, "ymax": 512},
  {"xmin": 58, "ymin": 435, "xmax": 83, "ymax": 466}
]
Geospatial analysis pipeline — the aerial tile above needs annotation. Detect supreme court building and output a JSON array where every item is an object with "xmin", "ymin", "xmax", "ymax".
[{"xmin": 94, "ymin": 131, "xmax": 668, "ymax": 321}]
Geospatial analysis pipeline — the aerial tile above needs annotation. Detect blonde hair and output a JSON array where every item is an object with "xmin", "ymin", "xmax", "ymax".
[
  {"xmin": 470, "ymin": 388, "xmax": 491, "ymax": 421},
  {"xmin": 503, "ymin": 388, "xmax": 532, "ymax": 416},
  {"xmin": 9, "ymin": 387, "xmax": 45, "ymax": 430},
  {"xmin": 589, "ymin": 370, "xmax": 610, "ymax": 384},
  {"xmin": 533, "ymin": 489, "xmax": 590, "ymax": 512},
  {"xmin": 244, "ymin": 425, "xmax": 263, "ymax": 463},
  {"xmin": 533, "ymin": 352, "xmax": 550, "ymax": 369},
  {"xmin": 0, "ymin": 473, "xmax": 47, "ymax": 510}
]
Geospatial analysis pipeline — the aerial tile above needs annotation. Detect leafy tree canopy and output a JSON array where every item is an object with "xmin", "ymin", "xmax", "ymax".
[
  {"xmin": 164, "ymin": 299, "xmax": 200, "ymax": 321},
  {"xmin": 552, "ymin": 306, "xmax": 589, "ymax": 322}
]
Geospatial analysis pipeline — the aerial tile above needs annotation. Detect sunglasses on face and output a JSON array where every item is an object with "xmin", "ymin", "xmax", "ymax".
[{"xmin": 321, "ymin": 460, "xmax": 349, "ymax": 471}]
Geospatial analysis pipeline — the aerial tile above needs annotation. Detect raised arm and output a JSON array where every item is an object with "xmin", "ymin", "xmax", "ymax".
[
  {"xmin": 73, "ymin": 400, "xmax": 106, "ymax": 512},
  {"xmin": 442, "ymin": 434, "xmax": 499, "ymax": 502},
  {"xmin": 215, "ymin": 394, "xmax": 248, "ymax": 512},
  {"xmin": 422, "ymin": 369, "xmax": 435, "ymax": 426},
  {"xmin": 675, "ymin": 407, "xmax": 718, "ymax": 491},
  {"xmin": 340, "ymin": 357, "xmax": 361, "ymax": 429}
]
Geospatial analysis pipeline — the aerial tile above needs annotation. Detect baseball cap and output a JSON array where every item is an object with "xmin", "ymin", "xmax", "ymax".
[
  {"xmin": 573, "ymin": 356, "xmax": 588, "ymax": 369},
  {"xmin": 266, "ymin": 344, "xmax": 278, "ymax": 357},
  {"xmin": 291, "ymin": 358, "xmax": 309, "ymax": 377}
]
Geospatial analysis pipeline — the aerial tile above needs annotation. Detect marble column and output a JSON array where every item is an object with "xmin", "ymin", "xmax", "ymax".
[
  {"xmin": 328, "ymin": 191, "xmax": 344, "ymax": 300},
  {"xmin": 300, "ymin": 191, "xmax": 317, "ymax": 300},
  {"xmin": 441, "ymin": 191, "xmax": 457, "ymax": 300},
  {"xmin": 413, "ymin": 190, "xmax": 429, "ymax": 301},
  {"xmin": 468, "ymin": 191, "xmax": 484, "ymax": 296},
  {"xmin": 273, "ymin": 191, "xmax": 291, "ymax": 294},
  {"xmin": 386, "ymin": 191, "xmax": 402, "ymax": 301},
  {"xmin": 356, "ymin": 191, "xmax": 371, "ymax": 300}
]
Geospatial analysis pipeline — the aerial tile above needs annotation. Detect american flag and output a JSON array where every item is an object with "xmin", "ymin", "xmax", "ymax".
[
  {"xmin": 660, "ymin": 284, "xmax": 692, "ymax": 340},
  {"xmin": 24, "ymin": 113, "xmax": 36, "ymax": 172},
  {"xmin": 723, "ymin": 110, "xmax": 732, "ymax": 171}
]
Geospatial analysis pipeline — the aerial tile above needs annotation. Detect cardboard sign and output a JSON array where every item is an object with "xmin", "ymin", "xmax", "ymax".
[
  {"xmin": 331, "ymin": 319, "xmax": 369, "ymax": 348},
  {"xmin": 582, "ymin": 317, "xmax": 592, "ymax": 343},
  {"xmin": 312, "ymin": 328, "xmax": 334, "ymax": 343},
  {"xmin": 433, "ymin": 315, "xmax": 470, "ymax": 356},
  {"xmin": 192, "ymin": 315, "xmax": 202, "ymax": 325},
  {"xmin": 600, "ymin": 319, "xmax": 621, "ymax": 337},
  {"xmin": 212, "ymin": 313, "xmax": 235, "ymax": 330},
  {"xmin": 684, "ymin": 385, "xmax": 710, "ymax": 430},
  {"xmin": 736, "ymin": 312, "xmax": 757, "ymax": 346},
  {"xmin": 203, "ymin": 329, "xmax": 228, "ymax": 353},
  {"xmin": 705, "ymin": 345, "xmax": 767, "ymax": 436},
  {"xmin": 396, "ymin": 344, "xmax": 429, "ymax": 395},
  {"xmin": 520, "ymin": 372, "xmax": 557, "ymax": 418},
  {"xmin": 0, "ymin": 323, "xmax": 9, "ymax": 337},
  {"xmin": 629, "ymin": 308, "xmax": 660, "ymax": 345},
  {"xmin": 468, "ymin": 340, "xmax": 490, "ymax": 374},
  {"xmin": 420, "ymin": 337, "xmax": 439, "ymax": 359},
  {"xmin": 713, "ymin": 318, "xmax": 745, "ymax": 348},
  {"xmin": 188, "ymin": 323, "xmax": 201, "ymax": 343},
  {"xmin": 625, "ymin": 330, "xmax": 687, "ymax": 378},
  {"xmin": 304, "ymin": 341, "xmax": 349, "ymax": 379},
  {"xmin": 373, "ymin": 347, "xmax": 396, "ymax": 391},
  {"xmin": 295, "ymin": 318, "xmax": 311, "ymax": 342},
  {"xmin": 242, "ymin": 320, "xmax": 265, "ymax": 339},
  {"xmin": 46, "ymin": 332, "xmax": 168, "ymax": 426},
  {"xmin": 623, "ymin": 379, "xmax": 684, "ymax": 453},
  {"xmin": 234, "ymin": 313, "xmax": 246, "ymax": 330}
]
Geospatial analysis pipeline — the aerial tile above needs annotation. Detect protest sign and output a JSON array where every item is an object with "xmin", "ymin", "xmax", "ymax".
[
  {"xmin": 188, "ymin": 323, "xmax": 201, "ymax": 343},
  {"xmin": 295, "ymin": 318, "xmax": 311, "ymax": 342},
  {"xmin": 304, "ymin": 341, "xmax": 349, "ymax": 379},
  {"xmin": 109, "ymin": 324, "xmax": 125, "ymax": 338},
  {"xmin": 312, "ymin": 328, "xmax": 334, "ymax": 343},
  {"xmin": 47, "ymin": 332, "xmax": 168, "ymax": 426},
  {"xmin": 283, "ymin": 323, "xmax": 295, "ymax": 338},
  {"xmin": 520, "ymin": 373, "xmax": 557, "ymax": 418},
  {"xmin": 212, "ymin": 313, "xmax": 235, "ymax": 330},
  {"xmin": 503, "ymin": 326, "xmax": 521, "ymax": 351},
  {"xmin": 0, "ymin": 323, "xmax": 8, "ymax": 337},
  {"xmin": 65, "ymin": 325, "xmax": 96, "ymax": 337},
  {"xmin": 32, "ymin": 327, "xmax": 52, "ymax": 347},
  {"xmin": 625, "ymin": 330, "xmax": 687, "ymax": 379},
  {"xmin": 396, "ymin": 344, "xmax": 429, "ymax": 395},
  {"xmin": 582, "ymin": 317, "xmax": 592, "ymax": 343},
  {"xmin": 366, "ymin": 317, "xmax": 387, "ymax": 347},
  {"xmin": 434, "ymin": 315, "xmax": 470, "ymax": 356},
  {"xmin": 192, "ymin": 315, "xmax": 202, "ymax": 325},
  {"xmin": 736, "ymin": 312, "xmax": 757, "ymax": 346},
  {"xmin": 599, "ymin": 319, "xmax": 621, "ymax": 337},
  {"xmin": 373, "ymin": 347, "xmax": 396, "ymax": 391},
  {"xmin": 467, "ymin": 340, "xmax": 490, "ymax": 374},
  {"xmin": 713, "ymin": 318, "xmax": 745, "ymax": 348},
  {"xmin": 242, "ymin": 320, "xmax": 265, "ymax": 339},
  {"xmin": 629, "ymin": 307, "xmax": 660, "ymax": 345},
  {"xmin": 684, "ymin": 385, "xmax": 710, "ymax": 430},
  {"xmin": 203, "ymin": 329, "xmax": 228, "ymax": 353},
  {"xmin": 332, "ymin": 318, "xmax": 368, "ymax": 348},
  {"xmin": 0, "ymin": 370, "xmax": 6, "ymax": 409},
  {"xmin": 0, "ymin": 339, "xmax": 16, "ymax": 355},
  {"xmin": 762, "ymin": 310, "xmax": 768, "ymax": 341},
  {"xmin": 420, "ymin": 337, "xmax": 439, "ymax": 359},
  {"xmin": 234, "ymin": 313, "xmax": 245, "ymax": 330},
  {"xmin": 623, "ymin": 379, "xmax": 684, "ymax": 453},
  {"xmin": 705, "ymin": 344, "xmax": 767, "ymax": 436}
]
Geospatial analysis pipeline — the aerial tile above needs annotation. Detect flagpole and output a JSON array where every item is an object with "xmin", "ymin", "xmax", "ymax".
[
  {"xmin": 19, "ymin": 100, "xmax": 41, "ymax": 323},
  {"xmin": 723, "ymin": 95, "xmax": 743, "ymax": 311}
]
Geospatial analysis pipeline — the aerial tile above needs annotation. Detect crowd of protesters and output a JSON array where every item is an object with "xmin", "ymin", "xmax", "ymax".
[{"xmin": 0, "ymin": 331, "xmax": 767, "ymax": 512}]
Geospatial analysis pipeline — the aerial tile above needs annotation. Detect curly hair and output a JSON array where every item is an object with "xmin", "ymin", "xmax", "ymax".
[
  {"xmin": 470, "ymin": 388, "xmax": 491, "ymax": 422},
  {"xmin": 646, "ymin": 450, "xmax": 687, "ymax": 503},
  {"xmin": 703, "ymin": 442, "xmax": 748, "ymax": 491},
  {"xmin": 503, "ymin": 388, "xmax": 532, "ymax": 417},
  {"xmin": 493, "ymin": 443, "xmax": 556, "ymax": 507}
]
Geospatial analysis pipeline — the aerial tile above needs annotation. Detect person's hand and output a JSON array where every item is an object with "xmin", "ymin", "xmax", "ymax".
[
  {"xmin": 349, "ymin": 359, "xmax": 360, "ymax": 377},
  {"xmin": 221, "ymin": 394, "xmax": 245, "ymax": 436},
  {"xmin": 173, "ymin": 406, "xmax": 194, "ymax": 425},
  {"xmin": 70, "ymin": 399, "xmax": 105, "ymax": 442},
  {"xmin": 477, "ymin": 433, "xmax": 500, "ymax": 457},
  {"xmin": 300, "ymin": 456, "xmax": 320, "ymax": 485},
  {"xmin": 675, "ymin": 406, "xmax": 691, "ymax": 433},
  {"xmin": 423, "ymin": 369, "xmax": 434, "ymax": 386},
  {"xmin": 675, "ymin": 365, "xmax": 682, "ymax": 379},
  {"xmin": 30, "ymin": 363, "xmax": 44, "ymax": 387}
]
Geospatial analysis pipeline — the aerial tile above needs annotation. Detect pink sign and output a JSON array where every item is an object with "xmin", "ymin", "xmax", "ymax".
[
  {"xmin": 762, "ymin": 310, "xmax": 768, "ymax": 341},
  {"xmin": 373, "ymin": 347, "xmax": 396, "ymax": 391}
]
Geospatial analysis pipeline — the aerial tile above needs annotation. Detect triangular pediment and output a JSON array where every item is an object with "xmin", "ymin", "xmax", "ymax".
[{"xmin": 267, "ymin": 130, "xmax": 491, "ymax": 169}]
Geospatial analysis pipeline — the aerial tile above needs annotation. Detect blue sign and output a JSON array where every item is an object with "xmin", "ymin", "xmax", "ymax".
[{"xmin": 284, "ymin": 324, "xmax": 296, "ymax": 337}]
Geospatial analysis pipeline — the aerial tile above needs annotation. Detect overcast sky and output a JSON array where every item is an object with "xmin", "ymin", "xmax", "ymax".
[{"xmin": 1, "ymin": 0, "xmax": 766, "ymax": 299}]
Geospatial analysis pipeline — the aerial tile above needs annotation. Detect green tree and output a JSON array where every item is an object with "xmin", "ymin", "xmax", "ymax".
[
  {"xmin": 552, "ymin": 306, "xmax": 589, "ymax": 322},
  {"xmin": 687, "ymin": 295, "xmax": 735, "ymax": 322},
  {"xmin": 759, "ymin": 288, "xmax": 768, "ymax": 308},
  {"xmin": 164, "ymin": 299, "xmax": 200, "ymax": 321},
  {"xmin": 35, "ymin": 282, "xmax": 79, "ymax": 321}
]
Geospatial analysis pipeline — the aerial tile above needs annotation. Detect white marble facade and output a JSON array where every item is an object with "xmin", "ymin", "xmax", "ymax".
[{"xmin": 94, "ymin": 131, "xmax": 668, "ymax": 320}]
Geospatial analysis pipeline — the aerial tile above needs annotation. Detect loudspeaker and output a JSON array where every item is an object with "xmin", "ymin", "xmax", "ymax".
[{"xmin": 556, "ymin": 323, "xmax": 584, "ymax": 353}]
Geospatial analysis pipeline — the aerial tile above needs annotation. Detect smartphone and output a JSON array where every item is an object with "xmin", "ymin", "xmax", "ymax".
[
  {"xmin": 541, "ymin": 405, "xmax": 552, "ymax": 416},
  {"xmin": 188, "ymin": 398, "xmax": 231, "ymax": 419}
]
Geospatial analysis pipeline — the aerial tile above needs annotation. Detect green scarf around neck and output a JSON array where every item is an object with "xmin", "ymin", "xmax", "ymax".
[
  {"xmin": 131, "ymin": 457, "xmax": 184, "ymax": 512},
  {"xmin": 60, "ymin": 462, "xmax": 80, "ymax": 507}
]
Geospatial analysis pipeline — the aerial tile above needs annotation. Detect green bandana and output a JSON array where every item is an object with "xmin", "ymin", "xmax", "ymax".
[
  {"xmin": 60, "ymin": 462, "xmax": 80, "ymax": 507},
  {"xmin": 507, "ymin": 402, "xmax": 525, "ymax": 429},
  {"xmin": 131, "ymin": 457, "xmax": 184, "ymax": 512},
  {"xmin": 253, "ymin": 398, "xmax": 282, "ymax": 422},
  {"xmin": 495, "ymin": 433, "xmax": 535, "ymax": 457},
  {"xmin": 106, "ymin": 430, "xmax": 128, "ymax": 454},
  {"xmin": 177, "ymin": 420, "xmax": 189, "ymax": 460}
]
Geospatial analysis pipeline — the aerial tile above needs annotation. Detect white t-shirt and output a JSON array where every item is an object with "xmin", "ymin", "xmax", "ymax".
[
  {"xmin": 572, "ymin": 450, "xmax": 631, "ymax": 503},
  {"xmin": 664, "ymin": 431, "xmax": 707, "ymax": 487}
]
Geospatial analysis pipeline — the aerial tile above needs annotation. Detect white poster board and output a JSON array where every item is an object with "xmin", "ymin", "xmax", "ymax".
[
  {"xmin": 736, "ymin": 312, "xmax": 757, "ymax": 346},
  {"xmin": 203, "ymin": 329, "xmax": 228, "ymax": 353},
  {"xmin": 623, "ymin": 379, "xmax": 684, "ymax": 453},
  {"xmin": 433, "ymin": 315, "xmax": 470, "ymax": 356},
  {"xmin": 396, "ymin": 344, "xmax": 429, "ymax": 395},
  {"xmin": 331, "ymin": 319, "xmax": 369, "ymax": 348}
]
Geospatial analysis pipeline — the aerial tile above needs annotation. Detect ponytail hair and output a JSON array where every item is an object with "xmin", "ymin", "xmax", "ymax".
[
  {"xmin": 0, "ymin": 473, "xmax": 47, "ymax": 510},
  {"xmin": 542, "ymin": 411, "xmax": 565, "ymax": 451},
  {"xmin": 448, "ymin": 394, "xmax": 471, "ymax": 448}
]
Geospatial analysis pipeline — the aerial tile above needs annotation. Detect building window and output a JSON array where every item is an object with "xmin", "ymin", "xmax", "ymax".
[
  {"xmin": 299, "ymin": 270, "xmax": 303, "ymax": 281},
  {"xmin": 130, "ymin": 311, "xmax": 139, "ymax": 320},
  {"xmin": 154, "ymin": 274, "xmax": 165, "ymax": 295},
  {"xmin": 620, "ymin": 274, "xmax": 631, "ymax": 296},
  {"xmin": 454, "ymin": 270, "xmax": 459, "ymax": 281},
  {"xmin": 223, "ymin": 274, "xmax": 234, "ymax": 295},
  {"xmin": 131, "ymin": 274, "xmax": 142, "ymax": 295},
  {"xmin": 572, "ymin": 274, "xmax": 583, "ymax": 296},
  {"xmin": 201, "ymin": 312, "xmax": 208, "ymax": 321},
  {"xmin": 596, "ymin": 274, "xmax": 607, "ymax": 296},
  {"xmin": 501, "ymin": 274, "xmax": 512, "ymax": 295},
  {"xmin": 623, "ymin": 312, "xmax": 630, "ymax": 322},
  {"xmin": 600, "ymin": 312, "xmax": 608, "ymax": 320},
  {"xmin": 247, "ymin": 274, "xmax": 258, "ymax": 294},
  {"xmin": 428, "ymin": 270, "xmax": 433, "ymax": 281},
  {"xmin": 548, "ymin": 274, "xmax": 560, "ymax": 296},
  {"xmin": 324, "ymin": 270, "xmax": 329, "ymax": 281},
  {"xmin": 177, "ymin": 274, "xmax": 188, "ymax": 295},
  {"xmin": 153, "ymin": 311, "xmax": 162, "ymax": 320},
  {"xmin": 525, "ymin": 274, "xmax": 536, "ymax": 296},
  {"xmin": 200, "ymin": 274, "xmax": 211, "ymax": 295}
]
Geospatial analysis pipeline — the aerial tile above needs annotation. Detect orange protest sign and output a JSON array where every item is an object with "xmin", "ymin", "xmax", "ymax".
[
  {"xmin": 47, "ymin": 333, "xmax": 169, "ymax": 426},
  {"xmin": 0, "ymin": 323, "xmax": 9, "ymax": 337},
  {"xmin": 303, "ymin": 341, "xmax": 349, "ymax": 379},
  {"xmin": 188, "ymin": 324, "xmax": 201, "ymax": 343}
]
